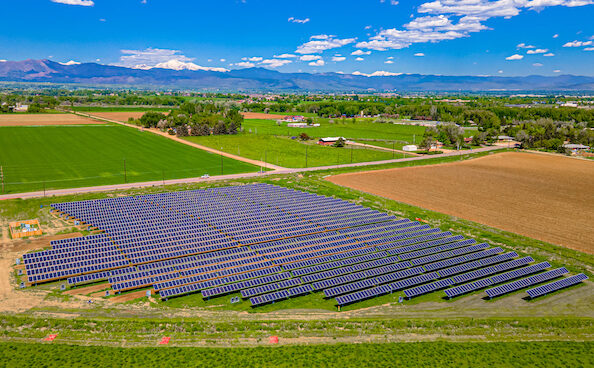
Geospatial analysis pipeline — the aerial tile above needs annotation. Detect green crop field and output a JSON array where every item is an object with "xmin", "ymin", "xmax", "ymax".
[
  {"xmin": 0, "ymin": 125, "xmax": 258, "ymax": 193},
  {"xmin": 184, "ymin": 135, "xmax": 409, "ymax": 168},
  {"xmin": 70, "ymin": 106, "xmax": 173, "ymax": 112},
  {"xmin": 242, "ymin": 118, "xmax": 427, "ymax": 141}
]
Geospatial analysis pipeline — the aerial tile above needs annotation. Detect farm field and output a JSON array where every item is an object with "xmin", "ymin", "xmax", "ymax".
[
  {"xmin": 184, "ymin": 135, "xmax": 401, "ymax": 168},
  {"xmin": 0, "ymin": 125, "xmax": 258, "ymax": 193},
  {"xmin": 240, "ymin": 112, "xmax": 288, "ymax": 119},
  {"xmin": 70, "ymin": 106, "xmax": 172, "ymax": 112},
  {"xmin": 0, "ymin": 113, "xmax": 103, "ymax": 126},
  {"xmin": 327, "ymin": 152, "xmax": 594, "ymax": 254},
  {"xmin": 84, "ymin": 111, "xmax": 152, "ymax": 122},
  {"xmin": 243, "ymin": 118, "xmax": 427, "ymax": 142}
]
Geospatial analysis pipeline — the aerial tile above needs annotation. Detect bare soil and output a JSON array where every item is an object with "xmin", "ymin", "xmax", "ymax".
[
  {"xmin": 0, "ymin": 114, "xmax": 103, "ymax": 126},
  {"xmin": 241, "ymin": 112, "xmax": 288, "ymax": 120},
  {"xmin": 109, "ymin": 290, "xmax": 149, "ymax": 303},
  {"xmin": 88, "ymin": 111, "xmax": 152, "ymax": 122},
  {"xmin": 327, "ymin": 152, "xmax": 594, "ymax": 254}
]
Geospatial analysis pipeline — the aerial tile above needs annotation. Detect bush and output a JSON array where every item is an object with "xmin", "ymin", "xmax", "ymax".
[
  {"xmin": 333, "ymin": 137, "xmax": 346, "ymax": 147},
  {"xmin": 299, "ymin": 133, "xmax": 311, "ymax": 141}
]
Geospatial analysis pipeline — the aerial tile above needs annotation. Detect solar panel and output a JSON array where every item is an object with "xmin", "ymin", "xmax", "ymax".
[
  {"xmin": 485, "ymin": 267, "xmax": 569, "ymax": 298},
  {"xmin": 526, "ymin": 273, "xmax": 588, "ymax": 298}
]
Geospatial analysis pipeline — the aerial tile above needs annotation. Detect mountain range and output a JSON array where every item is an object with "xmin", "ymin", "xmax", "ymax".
[{"xmin": 1, "ymin": 59, "xmax": 594, "ymax": 92}]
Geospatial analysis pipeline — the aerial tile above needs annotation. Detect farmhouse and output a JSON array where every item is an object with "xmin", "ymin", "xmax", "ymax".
[
  {"xmin": 563, "ymin": 143, "xmax": 590, "ymax": 154},
  {"xmin": 318, "ymin": 137, "xmax": 346, "ymax": 145},
  {"xmin": 280, "ymin": 115, "xmax": 306, "ymax": 123}
]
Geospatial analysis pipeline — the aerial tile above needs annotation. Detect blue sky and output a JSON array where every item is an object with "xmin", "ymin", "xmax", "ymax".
[{"xmin": 1, "ymin": 0, "xmax": 593, "ymax": 76}]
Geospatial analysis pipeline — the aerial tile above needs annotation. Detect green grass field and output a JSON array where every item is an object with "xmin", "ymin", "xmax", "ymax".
[
  {"xmin": 184, "ymin": 135, "xmax": 407, "ymax": 168},
  {"xmin": 0, "ymin": 125, "xmax": 258, "ymax": 193},
  {"xmin": 1, "ymin": 341, "xmax": 591, "ymax": 368},
  {"xmin": 70, "ymin": 106, "xmax": 173, "ymax": 112}
]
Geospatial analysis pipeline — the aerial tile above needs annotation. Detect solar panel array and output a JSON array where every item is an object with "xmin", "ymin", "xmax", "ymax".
[{"xmin": 22, "ymin": 183, "xmax": 584, "ymax": 308}]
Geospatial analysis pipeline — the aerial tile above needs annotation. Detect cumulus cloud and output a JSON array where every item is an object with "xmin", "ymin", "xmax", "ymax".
[
  {"xmin": 563, "ymin": 40, "xmax": 593, "ymax": 47},
  {"xmin": 385, "ymin": 60, "xmax": 394, "ymax": 64},
  {"xmin": 355, "ymin": 57, "xmax": 364, "ymax": 61},
  {"xmin": 242, "ymin": 56, "xmax": 263, "ymax": 62},
  {"xmin": 300, "ymin": 55, "xmax": 322, "ymax": 61},
  {"xmin": 517, "ymin": 43, "xmax": 535, "ymax": 48},
  {"xmin": 288, "ymin": 17, "xmax": 310, "ymax": 24},
  {"xmin": 533, "ymin": 62, "xmax": 543, "ymax": 66},
  {"xmin": 357, "ymin": 0, "xmax": 593, "ymax": 51},
  {"xmin": 59, "ymin": 60, "xmax": 81, "ymax": 65},
  {"xmin": 51, "ymin": 0, "xmax": 94, "ymax": 6},
  {"xmin": 232, "ymin": 61, "xmax": 256, "ymax": 68},
  {"xmin": 274, "ymin": 53, "xmax": 297, "ymax": 58},
  {"xmin": 351, "ymin": 49, "xmax": 372, "ymax": 55},
  {"xmin": 505, "ymin": 54, "xmax": 524, "ymax": 60},
  {"xmin": 117, "ymin": 48, "xmax": 228, "ymax": 72},
  {"xmin": 332, "ymin": 56, "xmax": 346, "ymax": 61},
  {"xmin": 296, "ymin": 35, "xmax": 356, "ymax": 54},
  {"xmin": 414, "ymin": 53, "xmax": 425, "ymax": 56},
  {"xmin": 553, "ymin": 33, "xmax": 559, "ymax": 38},
  {"xmin": 260, "ymin": 59, "xmax": 292, "ymax": 68},
  {"xmin": 526, "ymin": 48, "xmax": 548, "ymax": 54},
  {"xmin": 585, "ymin": 47, "xmax": 594, "ymax": 51},
  {"xmin": 553, "ymin": 69, "xmax": 561, "ymax": 72},
  {"xmin": 544, "ymin": 52, "xmax": 555, "ymax": 56},
  {"xmin": 309, "ymin": 59, "xmax": 325, "ymax": 66},
  {"xmin": 353, "ymin": 70, "xmax": 402, "ymax": 77}
]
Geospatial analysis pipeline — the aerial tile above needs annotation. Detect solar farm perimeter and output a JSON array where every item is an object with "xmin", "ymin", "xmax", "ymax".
[
  {"xmin": 0, "ymin": 125, "xmax": 259, "ymax": 193},
  {"xmin": 21, "ymin": 184, "xmax": 587, "ymax": 309}
]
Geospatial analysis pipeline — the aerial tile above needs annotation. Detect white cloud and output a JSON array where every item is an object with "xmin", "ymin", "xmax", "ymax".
[
  {"xmin": 544, "ymin": 52, "xmax": 555, "ymax": 56},
  {"xmin": 274, "ymin": 53, "xmax": 297, "ymax": 58},
  {"xmin": 99, "ymin": 18, "xmax": 106, "ymax": 22},
  {"xmin": 526, "ymin": 48, "xmax": 548, "ymax": 54},
  {"xmin": 154, "ymin": 59, "xmax": 229, "ymax": 72},
  {"xmin": 116, "ymin": 48, "xmax": 227, "ymax": 72},
  {"xmin": 51, "ymin": 0, "xmax": 94, "ymax": 6},
  {"xmin": 300, "ymin": 55, "xmax": 322, "ymax": 61},
  {"xmin": 563, "ymin": 40, "xmax": 593, "ymax": 47},
  {"xmin": 59, "ymin": 60, "xmax": 81, "ymax": 65},
  {"xmin": 351, "ymin": 49, "xmax": 372, "ymax": 55},
  {"xmin": 585, "ymin": 47, "xmax": 594, "ymax": 51},
  {"xmin": 505, "ymin": 54, "xmax": 524, "ymax": 60},
  {"xmin": 220, "ymin": 58, "xmax": 226, "ymax": 62},
  {"xmin": 296, "ymin": 35, "xmax": 356, "ymax": 54},
  {"xmin": 332, "ymin": 56, "xmax": 346, "ymax": 61},
  {"xmin": 365, "ymin": 25, "xmax": 372, "ymax": 29},
  {"xmin": 517, "ymin": 43, "xmax": 535, "ymax": 48},
  {"xmin": 385, "ymin": 60, "xmax": 394, "ymax": 64},
  {"xmin": 357, "ymin": 0, "xmax": 594, "ymax": 51},
  {"xmin": 498, "ymin": 70, "xmax": 504, "ymax": 74},
  {"xmin": 0, "ymin": 60, "xmax": 7, "ymax": 62},
  {"xmin": 242, "ymin": 56, "xmax": 263, "ymax": 62},
  {"xmin": 414, "ymin": 52, "xmax": 425, "ymax": 56},
  {"xmin": 353, "ymin": 70, "xmax": 402, "ymax": 77},
  {"xmin": 553, "ymin": 33, "xmax": 559, "ymax": 38},
  {"xmin": 232, "ymin": 61, "xmax": 256, "ymax": 68},
  {"xmin": 309, "ymin": 59, "xmax": 325, "ymax": 66},
  {"xmin": 387, "ymin": 56, "xmax": 394, "ymax": 59},
  {"xmin": 288, "ymin": 17, "xmax": 310, "ymax": 24},
  {"xmin": 260, "ymin": 59, "xmax": 292, "ymax": 68},
  {"xmin": 533, "ymin": 62, "xmax": 543, "ymax": 66},
  {"xmin": 553, "ymin": 69, "xmax": 561, "ymax": 72},
  {"xmin": 355, "ymin": 57, "xmax": 364, "ymax": 61}
]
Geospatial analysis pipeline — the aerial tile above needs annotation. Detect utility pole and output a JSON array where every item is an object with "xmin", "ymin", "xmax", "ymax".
[
  {"xmin": 123, "ymin": 158, "xmax": 127, "ymax": 184},
  {"xmin": 350, "ymin": 146, "xmax": 353, "ymax": 164}
]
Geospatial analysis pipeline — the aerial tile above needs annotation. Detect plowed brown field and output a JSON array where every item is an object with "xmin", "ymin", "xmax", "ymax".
[
  {"xmin": 0, "ymin": 114, "xmax": 102, "ymax": 126},
  {"xmin": 88, "ymin": 111, "xmax": 151, "ymax": 122},
  {"xmin": 241, "ymin": 112, "xmax": 288, "ymax": 120},
  {"xmin": 327, "ymin": 152, "xmax": 594, "ymax": 254}
]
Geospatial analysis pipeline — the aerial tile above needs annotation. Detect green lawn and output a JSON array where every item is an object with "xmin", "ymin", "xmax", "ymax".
[
  {"xmin": 70, "ymin": 106, "xmax": 173, "ymax": 112},
  {"xmin": 1, "ymin": 341, "xmax": 591, "ymax": 368},
  {"xmin": 184, "ymin": 135, "xmax": 406, "ymax": 168},
  {"xmin": 0, "ymin": 125, "xmax": 258, "ymax": 193}
]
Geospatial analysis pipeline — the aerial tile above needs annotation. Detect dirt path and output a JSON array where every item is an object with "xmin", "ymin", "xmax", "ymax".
[{"xmin": 327, "ymin": 151, "xmax": 594, "ymax": 254}]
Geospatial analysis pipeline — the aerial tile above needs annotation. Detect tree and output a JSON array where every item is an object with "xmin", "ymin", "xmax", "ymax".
[
  {"xmin": 140, "ymin": 112, "xmax": 166, "ymax": 128},
  {"xmin": 333, "ymin": 137, "xmax": 346, "ymax": 147},
  {"xmin": 419, "ymin": 136, "xmax": 434, "ymax": 151},
  {"xmin": 228, "ymin": 122, "xmax": 238, "ymax": 135},
  {"xmin": 213, "ymin": 121, "xmax": 227, "ymax": 135},
  {"xmin": 299, "ymin": 132, "xmax": 311, "ymax": 141},
  {"xmin": 200, "ymin": 124, "xmax": 211, "ymax": 136},
  {"xmin": 176, "ymin": 124, "xmax": 189, "ymax": 137}
]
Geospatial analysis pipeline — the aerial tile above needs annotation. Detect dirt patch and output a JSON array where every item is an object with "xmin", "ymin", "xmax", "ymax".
[
  {"xmin": 0, "ymin": 114, "xmax": 103, "ymax": 126},
  {"xmin": 109, "ymin": 290, "xmax": 149, "ymax": 303},
  {"xmin": 64, "ymin": 283, "xmax": 110, "ymax": 296},
  {"xmin": 241, "ymin": 112, "xmax": 289, "ymax": 120},
  {"xmin": 327, "ymin": 152, "xmax": 594, "ymax": 254}
]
